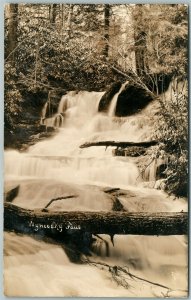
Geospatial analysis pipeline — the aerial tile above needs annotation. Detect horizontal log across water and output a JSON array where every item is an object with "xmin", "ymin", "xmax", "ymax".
[
  {"xmin": 4, "ymin": 203, "xmax": 187, "ymax": 236},
  {"xmin": 80, "ymin": 140, "xmax": 158, "ymax": 149}
]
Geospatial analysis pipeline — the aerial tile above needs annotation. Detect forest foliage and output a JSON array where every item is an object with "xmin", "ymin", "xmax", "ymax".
[{"xmin": 4, "ymin": 4, "xmax": 188, "ymax": 196}]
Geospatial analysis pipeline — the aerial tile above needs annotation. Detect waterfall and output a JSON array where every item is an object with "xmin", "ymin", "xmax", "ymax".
[
  {"xmin": 41, "ymin": 101, "xmax": 48, "ymax": 119},
  {"xmin": 108, "ymin": 81, "xmax": 128, "ymax": 117},
  {"xmin": 4, "ymin": 89, "xmax": 187, "ymax": 297},
  {"xmin": 41, "ymin": 90, "xmax": 105, "ymax": 128}
]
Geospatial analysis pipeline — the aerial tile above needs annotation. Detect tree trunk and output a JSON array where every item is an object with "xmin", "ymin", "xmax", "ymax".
[
  {"xmin": 103, "ymin": 4, "xmax": 110, "ymax": 57},
  {"xmin": 133, "ymin": 4, "xmax": 149, "ymax": 76},
  {"xmin": 61, "ymin": 4, "xmax": 64, "ymax": 27},
  {"xmin": 49, "ymin": 4, "xmax": 57, "ymax": 24},
  {"xmin": 80, "ymin": 140, "xmax": 158, "ymax": 149},
  {"xmin": 5, "ymin": 4, "xmax": 18, "ymax": 60},
  {"xmin": 4, "ymin": 202, "xmax": 187, "ymax": 236},
  {"xmin": 66, "ymin": 5, "xmax": 74, "ymax": 38}
]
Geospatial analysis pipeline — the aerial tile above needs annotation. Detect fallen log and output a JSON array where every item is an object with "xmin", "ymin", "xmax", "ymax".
[
  {"xmin": 80, "ymin": 140, "xmax": 158, "ymax": 149},
  {"xmin": 4, "ymin": 202, "xmax": 187, "ymax": 236}
]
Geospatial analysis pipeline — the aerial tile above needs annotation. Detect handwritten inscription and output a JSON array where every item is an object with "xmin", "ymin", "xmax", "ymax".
[{"xmin": 28, "ymin": 220, "xmax": 81, "ymax": 232}]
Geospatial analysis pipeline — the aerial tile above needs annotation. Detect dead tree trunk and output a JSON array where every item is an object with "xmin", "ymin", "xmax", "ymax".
[{"xmin": 4, "ymin": 203, "xmax": 187, "ymax": 236}]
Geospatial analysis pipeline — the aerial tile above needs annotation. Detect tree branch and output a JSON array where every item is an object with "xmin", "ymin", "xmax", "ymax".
[
  {"xmin": 43, "ymin": 195, "xmax": 78, "ymax": 210},
  {"xmin": 84, "ymin": 258, "xmax": 187, "ymax": 295}
]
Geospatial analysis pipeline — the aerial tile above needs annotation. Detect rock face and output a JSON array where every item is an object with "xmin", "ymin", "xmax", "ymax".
[
  {"xmin": 115, "ymin": 83, "xmax": 154, "ymax": 117},
  {"xmin": 4, "ymin": 124, "xmax": 56, "ymax": 151},
  {"xmin": 98, "ymin": 81, "xmax": 154, "ymax": 117},
  {"xmin": 4, "ymin": 89, "xmax": 62, "ymax": 150},
  {"xmin": 113, "ymin": 146, "xmax": 146, "ymax": 157},
  {"xmin": 44, "ymin": 91, "xmax": 64, "ymax": 118},
  {"xmin": 98, "ymin": 73, "xmax": 173, "ymax": 117},
  {"xmin": 98, "ymin": 82, "xmax": 122, "ymax": 113},
  {"xmin": 4, "ymin": 185, "xmax": 20, "ymax": 202}
]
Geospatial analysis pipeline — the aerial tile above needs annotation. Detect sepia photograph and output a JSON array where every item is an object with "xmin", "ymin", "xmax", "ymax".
[{"xmin": 4, "ymin": 3, "xmax": 188, "ymax": 297}]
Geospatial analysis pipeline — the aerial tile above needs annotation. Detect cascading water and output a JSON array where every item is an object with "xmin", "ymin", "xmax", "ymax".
[
  {"xmin": 4, "ymin": 89, "xmax": 187, "ymax": 297},
  {"xmin": 108, "ymin": 81, "xmax": 128, "ymax": 117}
]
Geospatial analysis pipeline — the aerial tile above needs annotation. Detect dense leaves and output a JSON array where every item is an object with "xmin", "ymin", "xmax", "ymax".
[
  {"xmin": 131, "ymin": 4, "xmax": 188, "ymax": 196},
  {"xmin": 4, "ymin": 62, "xmax": 23, "ymax": 129},
  {"xmin": 151, "ymin": 79, "xmax": 188, "ymax": 196}
]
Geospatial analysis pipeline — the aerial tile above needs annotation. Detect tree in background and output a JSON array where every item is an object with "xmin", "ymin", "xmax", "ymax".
[
  {"xmin": 49, "ymin": 4, "xmax": 57, "ymax": 24},
  {"xmin": 103, "ymin": 4, "xmax": 110, "ymax": 58},
  {"xmin": 132, "ymin": 4, "xmax": 188, "ymax": 78},
  {"xmin": 4, "ymin": 4, "xmax": 188, "ymax": 91},
  {"xmin": 133, "ymin": 4, "xmax": 149, "ymax": 77},
  {"xmin": 4, "ymin": 4, "xmax": 23, "ymax": 144},
  {"xmin": 5, "ymin": 4, "xmax": 18, "ymax": 60}
]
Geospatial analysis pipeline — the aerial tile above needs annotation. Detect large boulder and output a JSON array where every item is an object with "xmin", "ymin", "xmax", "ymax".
[
  {"xmin": 4, "ymin": 185, "xmax": 20, "ymax": 202},
  {"xmin": 115, "ymin": 82, "xmax": 154, "ymax": 117},
  {"xmin": 98, "ymin": 82, "xmax": 122, "ymax": 113}
]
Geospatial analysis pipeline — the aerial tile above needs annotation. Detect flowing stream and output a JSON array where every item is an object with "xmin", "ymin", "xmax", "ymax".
[{"xmin": 4, "ymin": 89, "xmax": 188, "ymax": 297}]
